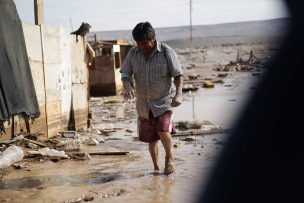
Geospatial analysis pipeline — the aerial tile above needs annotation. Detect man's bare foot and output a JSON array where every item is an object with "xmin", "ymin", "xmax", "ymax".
[{"xmin": 164, "ymin": 155, "xmax": 174, "ymax": 175}]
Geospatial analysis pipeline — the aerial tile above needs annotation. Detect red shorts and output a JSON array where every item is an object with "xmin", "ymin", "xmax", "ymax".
[{"xmin": 138, "ymin": 110, "xmax": 176, "ymax": 143}]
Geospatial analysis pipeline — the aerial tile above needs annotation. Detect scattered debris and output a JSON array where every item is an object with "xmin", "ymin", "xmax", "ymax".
[
  {"xmin": 172, "ymin": 128, "xmax": 231, "ymax": 137},
  {"xmin": 212, "ymin": 79, "xmax": 224, "ymax": 84},
  {"xmin": 12, "ymin": 162, "xmax": 28, "ymax": 169},
  {"xmin": 22, "ymin": 137, "xmax": 47, "ymax": 147},
  {"xmin": 0, "ymin": 168, "xmax": 9, "ymax": 181},
  {"xmin": 176, "ymin": 120, "xmax": 214, "ymax": 130},
  {"xmin": 173, "ymin": 143, "xmax": 183, "ymax": 148},
  {"xmin": 200, "ymin": 125, "xmax": 222, "ymax": 132},
  {"xmin": 202, "ymin": 80, "xmax": 215, "ymax": 88},
  {"xmin": 218, "ymin": 73, "xmax": 229, "ymax": 78},
  {"xmin": 27, "ymin": 142, "xmax": 38, "ymax": 150},
  {"xmin": 56, "ymin": 140, "xmax": 81, "ymax": 152},
  {"xmin": 188, "ymin": 74, "xmax": 199, "ymax": 80},
  {"xmin": 38, "ymin": 148, "xmax": 68, "ymax": 158},
  {"xmin": 82, "ymin": 194, "xmax": 94, "ymax": 202},
  {"xmin": 125, "ymin": 129, "xmax": 134, "ymax": 133},
  {"xmin": 86, "ymin": 138, "xmax": 100, "ymax": 145},
  {"xmin": 103, "ymin": 98, "xmax": 124, "ymax": 104},
  {"xmin": 67, "ymin": 152, "xmax": 91, "ymax": 161},
  {"xmin": 182, "ymin": 84, "xmax": 199, "ymax": 92},
  {"xmin": 0, "ymin": 145, "xmax": 24, "ymax": 169},
  {"xmin": 181, "ymin": 137, "xmax": 197, "ymax": 142},
  {"xmin": 89, "ymin": 151, "xmax": 129, "ymax": 155},
  {"xmin": 64, "ymin": 197, "xmax": 82, "ymax": 203},
  {"xmin": 61, "ymin": 131, "xmax": 77, "ymax": 138}
]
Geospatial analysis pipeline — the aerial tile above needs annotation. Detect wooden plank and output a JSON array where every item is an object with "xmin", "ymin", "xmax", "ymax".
[
  {"xmin": 172, "ymin": 129, "xmax": 232, "ymax": 137},
  {"xmin": 202, "ymin": 80, "xmax": 215, "ymax": 88},
  {"xmin": 34, "ymin": 0, "xmax": 44, "ymax": 25},
  {"xmin": 22, "ymin": 138, "xmax": 47, "ymax": 147},
  {"xmin": 89, "ymin": 151, "xmax": 129, "ymax": 155}
]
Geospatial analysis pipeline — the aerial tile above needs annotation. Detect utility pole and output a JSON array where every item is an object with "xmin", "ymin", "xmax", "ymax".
[
  {"xmin": 70, "ymin": 18, "xmax": 74, "ymax": 31},
  {"xmin": 34, "ymin": 0, "xmax": 44, "ymax": 25},
  {"xmin": 189, "ymin": 0, "xmax": 193, "ymax": 51}
]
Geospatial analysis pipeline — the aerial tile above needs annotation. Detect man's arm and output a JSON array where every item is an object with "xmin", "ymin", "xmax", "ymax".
[
  {"xmin": 122, "ymin": 76, "xmax": 135, "ymax": 100},
  {"xmin": 171, "ymin": 75, "xmax": 183, "ymax": 107}
]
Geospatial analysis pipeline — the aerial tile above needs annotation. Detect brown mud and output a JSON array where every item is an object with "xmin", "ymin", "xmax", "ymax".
[{"xmin": 0, "ymin": 42, "xmax": 274, "ymax": 203}]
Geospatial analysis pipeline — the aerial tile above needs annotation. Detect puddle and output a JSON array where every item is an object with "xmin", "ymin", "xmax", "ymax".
[
  {"xmin": 175, "ymin": 72, "xmax": 261, "ymax": 129},
  {"xmin": 0, "ymin": 172, "xmax": 123, "ymax": 190}
]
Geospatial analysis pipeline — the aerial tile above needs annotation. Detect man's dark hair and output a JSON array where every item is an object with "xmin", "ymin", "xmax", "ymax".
[{"xmin": 132, "ymin": 22, "xmax": 155, "ymax": 41}]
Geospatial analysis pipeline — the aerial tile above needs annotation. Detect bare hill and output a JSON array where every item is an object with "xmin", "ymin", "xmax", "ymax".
[{"xmin": 88, "ymin": 18, "xmax": 289, "ymax": 48}]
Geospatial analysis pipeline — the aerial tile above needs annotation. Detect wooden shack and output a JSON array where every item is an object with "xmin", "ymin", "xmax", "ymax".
[
  {"xmin": 89, "ymin": 39, "xmax": 133, "ymax": 97},
  {"xmin": 0, "ymin": 22, "xmax": 90, "ymax": 140}
]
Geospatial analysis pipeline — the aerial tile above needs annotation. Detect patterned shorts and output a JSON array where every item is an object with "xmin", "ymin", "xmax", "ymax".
[{"xmin": 138, "ymin": 110, "xmax": 176, "ymax": 143}]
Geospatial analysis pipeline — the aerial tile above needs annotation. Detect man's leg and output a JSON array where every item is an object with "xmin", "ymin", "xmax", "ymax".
[
  {"xmin": 158, "ymin": 132, "xmax": 174, "ymax": 175},
  {"xmin": 149, "ymin": 140, "xmax": 160, "ymax": 170}
]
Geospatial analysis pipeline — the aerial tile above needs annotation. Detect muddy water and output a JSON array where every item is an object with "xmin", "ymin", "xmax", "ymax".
[
  {"xmin": 0, "ymin": 72, "xmax": 261, "ymax": 203},
  {"xmin": 175, "ymin": 71, "xmax": 262, "ymax": 129},
  {"xmin": 0, "ymin": 134, "xmax": 225, "ymax": 203}
]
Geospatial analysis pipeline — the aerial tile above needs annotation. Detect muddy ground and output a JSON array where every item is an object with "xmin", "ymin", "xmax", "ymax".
[{"xmin": 0, "ymin": 41, "xmax": 276, "ymax": 203}]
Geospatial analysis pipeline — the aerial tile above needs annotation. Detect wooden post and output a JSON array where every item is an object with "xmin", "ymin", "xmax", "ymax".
[
  {"xmin": 11, "ymin": 116, "xmax": 15, "ymax": 139},
  {"xmin": 34, "ymin": 0, "xmax": 44, "ymax": 25},
  {"xmin": 189, "ymin": 0, "xmax": 193, "ymax": 50}
]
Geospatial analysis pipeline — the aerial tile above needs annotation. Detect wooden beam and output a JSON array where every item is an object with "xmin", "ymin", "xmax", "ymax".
[
  {"xmin": 34, "ymin": 0, "xmax": 44, "ymax": 25},
  {"xmin": 89, "ymin": 151, "xmax": 129, "ymax": 155}
]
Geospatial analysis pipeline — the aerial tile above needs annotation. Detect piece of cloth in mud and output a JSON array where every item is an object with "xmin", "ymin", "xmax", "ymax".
[
  {"xmin": 0, "ymin": 0, "xmax": 40, "ymax": 133},
  {"xmin": 138, "ymin": 110, "xmax": 176, "ymax": 143}
]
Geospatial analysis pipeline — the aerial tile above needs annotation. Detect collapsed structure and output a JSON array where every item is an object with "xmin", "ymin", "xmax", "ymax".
[{"xmin": 88, "ymin": 38, "xmax": 133, "ymax": 96}]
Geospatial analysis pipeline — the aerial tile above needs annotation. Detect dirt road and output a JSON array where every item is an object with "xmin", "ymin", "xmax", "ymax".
[{"xmin": 0, "ymin": 42, "xmax": 272, "ymax": 202}]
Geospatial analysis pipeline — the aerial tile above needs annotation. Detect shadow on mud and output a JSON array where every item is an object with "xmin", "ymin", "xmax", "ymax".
[{"xmin": 0, "ymin": 172, "xmax": 123, "ymax": 190}]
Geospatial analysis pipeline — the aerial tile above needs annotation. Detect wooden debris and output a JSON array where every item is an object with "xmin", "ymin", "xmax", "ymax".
[
  {"xmin": 218, "ymin": 73, "xmax": 228, "ymax": 78},
  {"xmin": 188, "ymin": 74, "xmax": 199, "ymax": 80},
  {"xmin": 212, "ymin": 79, "xmax": 224, "ymax": 84},
  {"xmin": 182, "ymin": 84, "xmax": 199, "ymax": 92},
  {"xmin": 21, "ymin": 138, "xmax": 47, "ymax": 147},
  {"xmin": 26, "ymin": 150, "xmax": 41, "ymax": 156},
  {"xmin": 113, "ymin": 127, "xmax": 124, "ymax": 131},
  {"xmin": 67, "ymin": 152, "xmax": 91, "ymax": 160},
  {"xmin": 172, "ymin": 128, "xmax": 232, "ymax": 137},
  {"xmin": 65, "ymin": 151, "xmax": 129, "ymax": 156},
  {"xmin": 202, "ymin": 80, "xmax": 215, "ymax": 88},
  {"xmin": 173, "ymin": 143, "xmax": 183, "ymax": 148},
  {"xmin": 125, "ymin": 129, "xmax": 134, "ymax": 133},
  {"xmin": 181, "ymin": 137, "xmax": 198, "ymax": 141},
  {"xmin": 103, "ymin": 99, "xmax": 123, "ymax": 104},
  {"xmin": 89, "ymin": 151, "xmax": 129, "ymax": 155}
]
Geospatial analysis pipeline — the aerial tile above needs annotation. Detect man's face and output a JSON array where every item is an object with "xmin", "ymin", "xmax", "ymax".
[{"xmin": 136, "ymin": 38, "xmax": 156, "ymax": 55}]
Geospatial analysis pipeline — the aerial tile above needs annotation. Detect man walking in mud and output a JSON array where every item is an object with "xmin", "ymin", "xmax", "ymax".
[{"xmin": 120, "ymin": 22, "xmax": 183, "ymax": 175}]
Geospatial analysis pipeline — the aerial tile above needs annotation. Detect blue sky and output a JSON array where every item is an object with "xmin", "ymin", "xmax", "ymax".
[{"xmin": 14, "ymin": 0, "xmax": 289, "ymax": 31}]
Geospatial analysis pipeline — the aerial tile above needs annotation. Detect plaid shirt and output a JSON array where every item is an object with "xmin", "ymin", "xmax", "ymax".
[{"xmin": 121, "ymin": 41, "xmax": 183, "ymax": 119}]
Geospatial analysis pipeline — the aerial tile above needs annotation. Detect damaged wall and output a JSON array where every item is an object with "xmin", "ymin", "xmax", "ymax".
[{"xmin": 1, "ymin": 22, "xmax": 89, "ymax": 140}]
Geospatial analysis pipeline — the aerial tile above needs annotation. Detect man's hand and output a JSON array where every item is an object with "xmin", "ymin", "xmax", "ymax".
[
  {"xmin": 171, "ymin": 75, "xmax": 183, "ymax": 107},
  {"xmin": 122, "ymin": 77, "xmax": 135, "ymax": 100},
  {"xmin": 124, "ymin": 86, "xmax": 135, "ymax": 100},
  {"xmin": 171, "ymin": 94, "xmax": 182, "ymax": 107}
]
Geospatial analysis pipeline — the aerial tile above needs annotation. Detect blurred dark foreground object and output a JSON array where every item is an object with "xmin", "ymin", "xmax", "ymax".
[
  {"xmin": 0, "ymin": 0, "xmax": 40, "ymax": 133},
  {"xmin": 197, "ymin": 1, "xmax": 304, "ymax": 203}
]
